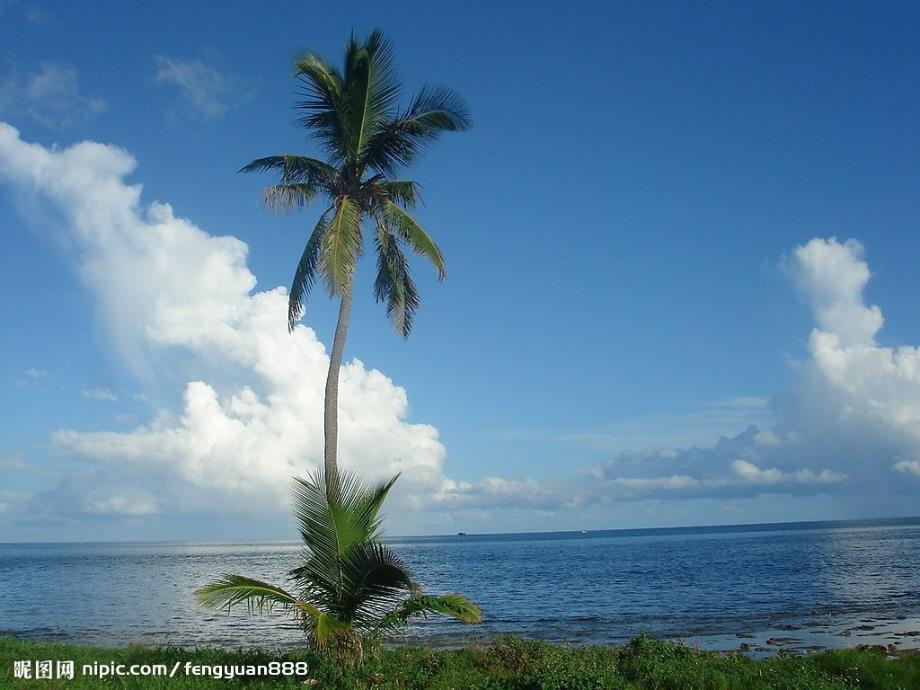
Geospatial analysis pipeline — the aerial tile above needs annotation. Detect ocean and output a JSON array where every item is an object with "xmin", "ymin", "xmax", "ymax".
[{"xmin": 2, "ymin": 517, "xmax": 919, "ymax": 655}]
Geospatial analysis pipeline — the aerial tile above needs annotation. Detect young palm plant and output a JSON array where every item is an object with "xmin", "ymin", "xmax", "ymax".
[
  {"xmin": 242, "ymin": 30, "xmax": 470, "ymax": 480},
  {"xmin": 196, "ymin": 471, "xmax": 481, "ymax": 659}
]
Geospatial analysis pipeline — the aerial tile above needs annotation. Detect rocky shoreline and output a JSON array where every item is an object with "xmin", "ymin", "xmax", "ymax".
[{"xmin": 687, "ymin": 615, "xmax": 920, "ymax": 658}]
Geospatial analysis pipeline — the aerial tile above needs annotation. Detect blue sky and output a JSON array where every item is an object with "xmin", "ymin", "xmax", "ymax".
[{"xmin": 1, "ymin": 1, "xmax": 919, "ymax": 540}]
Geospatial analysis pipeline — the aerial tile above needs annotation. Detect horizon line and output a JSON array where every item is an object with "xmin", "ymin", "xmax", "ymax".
[{"xmin": 2, "ymin": 514, "xmax": 917, "ymax": 547}]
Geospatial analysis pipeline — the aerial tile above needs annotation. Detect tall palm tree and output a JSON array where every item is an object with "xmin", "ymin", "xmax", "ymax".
[
  {"xmin": 196, "ymin": 471, "xmax": 481, "ymax": 657},
  {"xmin": 242, "ymin": 30, "xmax": 470, "ymax": 481}
]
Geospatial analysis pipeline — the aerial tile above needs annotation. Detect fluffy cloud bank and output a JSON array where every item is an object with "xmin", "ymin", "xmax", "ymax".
[
  {"xmin": 786, "ymin": 239, "xmax": 920, "ymax": 438},
  {"xmin": 0, "ymin": 124, "xmax": 917, "ymax": 536},
  {"xmin": 420, "ymin": 238, "xmax": 920, "ymax": 514},
  {"xmin": 0, "ymin": 123, "xmax": 446, "ymax": 525},
  {"xmin": 570, "ymin": 238, "xmax": 920, "ymax": 507}
]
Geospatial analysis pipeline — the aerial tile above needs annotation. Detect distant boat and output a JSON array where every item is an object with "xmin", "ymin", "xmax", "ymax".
[
  {"xmin": 580, "ymin": 530, "xmax": 588, "ymax": 534},
  {"xmin": 456, "ymin": 532, "xmax": 467, "ymax": 536}
]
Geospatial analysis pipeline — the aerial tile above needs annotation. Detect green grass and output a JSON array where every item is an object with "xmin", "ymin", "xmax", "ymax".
[{"xmin": 2, "ymin": 634, "xmax": 918, "ymax": 689}]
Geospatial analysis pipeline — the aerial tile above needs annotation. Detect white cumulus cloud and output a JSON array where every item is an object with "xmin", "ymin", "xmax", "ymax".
[
  {"xmin": 892, "ymin": 460, "xmax": 920, "ymax": 477},
  {"xmin": 781, "ymin": 238, "xmax": 920, "ymax": 464},
  {"xmin": 730, "ymin": 459, "xmax": 844, "ymax": 485}
]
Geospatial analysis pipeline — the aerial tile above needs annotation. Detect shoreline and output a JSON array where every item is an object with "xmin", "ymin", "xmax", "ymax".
[
  {"xmin": 5, "ymin": 611, "xmax": 919, "ymax": 658},
  {"xmin": 6, "ymin": 616, "xmax": 920, "ymax": 658}
]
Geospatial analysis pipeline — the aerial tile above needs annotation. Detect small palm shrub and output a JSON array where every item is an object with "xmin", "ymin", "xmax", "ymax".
[{"xmin": 196, "ymin": 471, "xmax": 481, "ymax": 660}]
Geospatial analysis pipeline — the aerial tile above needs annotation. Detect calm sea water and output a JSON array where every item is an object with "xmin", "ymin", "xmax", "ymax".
[{"xmin": 2, "ymin": 518, "xmax": 919, "ymax": 654}]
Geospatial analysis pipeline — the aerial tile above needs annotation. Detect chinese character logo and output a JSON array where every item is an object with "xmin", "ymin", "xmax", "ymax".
[
  {"xmin": 57, "ymin": 660, "xmax": 76, "ymax": 680},
  {"xmin": 13, "ymin": 660, "xmax": 32, "ymax": 679},
  {"xmin": 36, "ymin": 660, "xmax": 53, "ymax": 679}
]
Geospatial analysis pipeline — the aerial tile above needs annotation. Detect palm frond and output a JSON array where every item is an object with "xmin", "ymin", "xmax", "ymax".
[
  {"xmin": 292, "ymin": 470, "xmax": 393, "ymax": 556},
  {"xmin": 402, "ymin": 83, "xmax": 472, "ymax": 133},
  {"xmin": 194, "ymin": 574, "xmax": 353, "ymax": 651},
  {"xmin": 423, "ymin": 594, "xmax": 483, "ymax": 624},
  {"xmin": 374, "ymin": 225, "xmax": 419, "ymax": 337},
  {"xmin": 239, "ymin": 156, "xmax": 334, "ymax": 213},
  {"xmin": 341, "ymin": 30, "xmax": 401, "ymax": 162},
  {"xmin": 294, "ymin": 53, "xmax": 347, "ymax": 162},
  {"xmin": 318, "ymin": 195, "xmax": 362, "ymax": 296},
  {"xmin": 195, "ymin": 574, "xmax": 298, "ymax": 614},
  {"xmin": 361, "ymin": 84, "xmax": 471, "ymax": 175},
  {"xmin": 288, "ymin": 209, "xmax": 331, "ymax": 331},
  {"xmin": 290, "ymin": 470, "xmax": 380, "ymax": 597},
  {"xmin": 263, "ymin": 184, "xmax": 319, "ymax": 213},
  {"xmin": 380, "ymin": 179, "xmax": 421, "ymax": 208},
  {"xmin": 239, "ymin": 155, "xmax": 335, "ymax": 184},
  {"xmin": 339, "ymin": 542, "xmax": 413, "ymax": 621},
  {"xmin": 288, "ymin": 471, "xmax": 406, "ymax": 626},
  {"xmin": 383, "ymin": 201, "xmax": 446, "ymax": 279},
  {"xmin": 377, "ymin": 593, "xmax": 483, "ymax": 633},
  {"xmin": 291, "ymin": 471, "xmax": 350, "ymax": 579},
  {"xmin": 352, "ymin": 473, "xmax": 399, "ymax": 533}
]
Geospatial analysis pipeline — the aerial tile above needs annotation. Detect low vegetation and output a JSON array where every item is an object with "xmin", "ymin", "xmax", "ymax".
[{"xmin": 3, "ymin": 634, "xmax": 918, "ymax": 689}]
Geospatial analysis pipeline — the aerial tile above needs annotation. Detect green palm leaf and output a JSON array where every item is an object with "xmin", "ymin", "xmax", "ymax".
[
  {"xmin": 318, "ymin": 195, "xmax": 362, "ymax": 296},
  {"xmin": 380, "ymin": 179, "xmax": 421, "ymax": 208},
  {"xmin": 377, "ymin": 593, "xmax": 483, "ymax": 633},
  {"xmin": 383, "ymin": 201, "xmax": 446, "ymax": 279},
  {"xmin": 195, "ymin": 574, "xmax": 350, "ymax": 650},
  {"xmin": 239, "ymin": 155, "xmax": 335, "ymax": 184},
  {"xmin": 240, "ymin": 156, "xmax": 335, "ymax": 214},
  {"xmin": 288, "ymin": 209, "xmax": 331, "ymax": 330},
  {"xmin": 374, "ymin": 226, "xmax": 419, "ymax": 337},
  {"xmin": 290, "ymin": 470, "xmax": 390, "ymax": 598},
  {"xmin": 361, "ymin": 84, "xmax": 471, "ymax": 175},
  {"xmin": 352, "ymin": 473, "xmax": 400, "ymax": 531},
  {"xmin": 294, "ymin": 54, "xmax": 346, "ymax": 162},
  {"xmin": 341, "ymin": 30, "xmax": 401, "ymax": 162},
  {"xmin": 195, "ymin": 574, "xmax": 298, "ymax": 614},
  {"xmin": 403, "ymin": 83, "xmax": 472, "ymax": 133},
  {"xmin": 263, "ymin": 184, "xmax": 318, "ymax": 213},
  {"xmin": 292, "ymin": 471, "xmax": 397, "ymax": 561}
]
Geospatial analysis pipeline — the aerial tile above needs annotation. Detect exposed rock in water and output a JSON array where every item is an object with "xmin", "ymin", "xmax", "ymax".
[{"xmin": 855, "ymin": 644, "xmax": 887, "ymax": 653}]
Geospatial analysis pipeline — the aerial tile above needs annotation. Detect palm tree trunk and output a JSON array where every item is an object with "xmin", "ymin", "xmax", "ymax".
[{"xmin": 324, "ymin": 280, "xmax": 353, "ymax": 482}]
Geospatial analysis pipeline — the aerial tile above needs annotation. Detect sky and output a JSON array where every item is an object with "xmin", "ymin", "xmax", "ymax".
[{"xmin": 0, "ymin": 1, "xmax": 919, "ymax": 541}]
